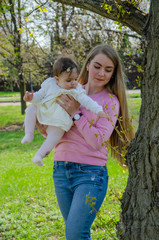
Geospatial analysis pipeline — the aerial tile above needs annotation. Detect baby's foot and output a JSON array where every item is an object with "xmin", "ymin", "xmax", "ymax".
[
  {"xmin": 32, "ymin": 154, "xmax": 43, "ymax": 166},
  {"xmin": 21, "ymin": 134, "xmax": 33, "ymax": 144}
]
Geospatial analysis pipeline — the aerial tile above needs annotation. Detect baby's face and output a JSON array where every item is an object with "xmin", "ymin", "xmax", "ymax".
[{"xmin": 57, "ymin": 68, "xmax": 78, "ymax": 90}]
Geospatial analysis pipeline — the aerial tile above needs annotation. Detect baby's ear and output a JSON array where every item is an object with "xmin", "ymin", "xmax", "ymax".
[{"xmin": 54, "ymin": 76, "xmax": 59, "ymax": 83}]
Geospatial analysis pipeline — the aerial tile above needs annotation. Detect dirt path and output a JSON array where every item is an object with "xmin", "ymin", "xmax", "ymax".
[
  {"xmin": 0, "ymin": 101, "xmax": 31, "ymax": 106},
  {"xmin": 0, "ymin": 101, "xmax": 21, "ymax": 106}
]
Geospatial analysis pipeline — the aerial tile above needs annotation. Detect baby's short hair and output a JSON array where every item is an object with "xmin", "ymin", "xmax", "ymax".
[{"xmin": 53, "ymin": 57, "xmax": 79, "ymax": 77}]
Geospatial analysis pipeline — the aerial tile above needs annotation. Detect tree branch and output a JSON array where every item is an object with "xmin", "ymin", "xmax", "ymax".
[
  {"xmin": 0, "ymin": 51, "xmax": 16, "ymax": 67},
  {"xmin": 48, "ymin": 0, "xmax": 148, "ymax": 36},
  {"xmin": 26, "ymin": 0, "xmax": 49, "ymax": 18},
  {"xmin": 66, "ymin": 7, "xmax": 75, "ymax": 29},
  {"xmin": 0, "ymin": 5, "xmax": 12, "ymax": 34}
]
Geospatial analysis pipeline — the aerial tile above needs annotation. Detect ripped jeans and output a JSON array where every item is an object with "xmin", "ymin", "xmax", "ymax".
[{"xmin": 53, "ymin": 161, "xmax": 108, "ymax": 240}]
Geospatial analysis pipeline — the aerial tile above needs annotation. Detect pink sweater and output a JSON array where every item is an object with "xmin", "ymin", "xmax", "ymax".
[{"xmin": 54, "ymin": 89, "xmax": 120, "ymax": 166}]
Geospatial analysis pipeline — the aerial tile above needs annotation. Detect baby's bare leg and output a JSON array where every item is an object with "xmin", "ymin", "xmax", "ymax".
[{"xmin": 32, "ymin": 126, "xmax": 65, "ymax": 166}]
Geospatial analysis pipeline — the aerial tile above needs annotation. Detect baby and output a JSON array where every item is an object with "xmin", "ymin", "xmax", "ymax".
[{"xmin": 21, "ymin": 57, "xmax": 106, "ymax": 166}]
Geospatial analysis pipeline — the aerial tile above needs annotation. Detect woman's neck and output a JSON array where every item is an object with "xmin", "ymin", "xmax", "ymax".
[{"xmin": 85, "ymin": 83, "xmax": 105, "ymax": 95}]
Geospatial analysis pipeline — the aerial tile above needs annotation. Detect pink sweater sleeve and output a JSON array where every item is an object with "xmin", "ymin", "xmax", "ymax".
[{"xmin": 74, "ymin": 97, "xmax": 120, "ymax": 150}]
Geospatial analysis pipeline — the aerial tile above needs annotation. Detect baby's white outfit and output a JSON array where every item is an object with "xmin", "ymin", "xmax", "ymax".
[
  {"xmin": 32, "ymin": 77, "xmax": 103, "ymax": 131},
  {"xmin": 21, "ymin": 77, "xmax": 103, "ymax": 166}
]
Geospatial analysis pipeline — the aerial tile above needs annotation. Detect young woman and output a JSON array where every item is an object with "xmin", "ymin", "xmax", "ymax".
[{"xmin": 38, "ymin": 44, "xmax": 134, "ymax": 239}]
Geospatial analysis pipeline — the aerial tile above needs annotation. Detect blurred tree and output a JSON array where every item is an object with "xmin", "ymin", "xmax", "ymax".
[
  {"xmin": 0, "ymin": 0, "xmax": 27, "ymax": 113},
  {"xmin": 0, "ymin": 0, "xmax": 142, "ymax": 111}
]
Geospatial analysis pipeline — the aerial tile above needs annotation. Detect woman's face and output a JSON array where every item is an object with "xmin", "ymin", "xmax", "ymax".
[{"xmin": 86, "ymin": 53, "xmax": 115, "ymax": 92}]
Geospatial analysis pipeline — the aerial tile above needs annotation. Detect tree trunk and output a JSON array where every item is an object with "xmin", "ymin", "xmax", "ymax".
[
  {"xmin": 55, "ymin": 4, "xmax": 61, "ymax": 44},
  {"xmin": 117, "ymin": 1, "xmax": 159, "ymax": 239},
  {"xmin": 18, "ymin": 0, "xmax": 26, "ymax": 114},
  {"xmin": 19, "ymin": 74, "xmax": 26, "ymax": 115}
]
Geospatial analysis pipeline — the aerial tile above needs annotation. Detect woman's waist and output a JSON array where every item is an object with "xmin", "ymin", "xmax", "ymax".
[
  {"xmin": 53, "ymin": 160, "xmax": 108, "ymax": 172},
  {"xmin": 54, "ymin": 146, "xmax": 108, "ymax": 166}
]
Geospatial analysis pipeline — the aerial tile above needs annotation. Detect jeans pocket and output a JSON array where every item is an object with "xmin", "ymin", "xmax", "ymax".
[
  {"xmin": 78, "ymin": 164, "xmax": 106, "ymax": 175},
  {"xmin": 53, "ymin": 161, "xmax": 58, "ymax": 173}
]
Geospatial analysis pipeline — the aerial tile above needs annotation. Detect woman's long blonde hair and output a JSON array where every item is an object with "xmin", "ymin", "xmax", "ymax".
[{"xmin": 78, "ymin": 44, "xmax": 134, "ymax": 163}]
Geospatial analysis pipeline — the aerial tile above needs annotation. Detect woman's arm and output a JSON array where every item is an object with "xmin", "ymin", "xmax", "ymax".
[
  {"xmin": 36, "ymin": 120, "xmax": 48, "ymax": 137},
  {"xmin": 56, "ymin": 94, "xmax": 120, "ymax": 150},
  {"xmin": 75, "ymin": 97, "xmax": 120, "ymax": 150},
  {"xmin": 74, "ymin": 115, "xmax": 116, "ymax": 150},
  {"xmin": 75, "ymin": 99, "xmax": 120, "ymax": 150},
  {"xmin": 76, "ymin": 92, "xmax": 103, "ymax": 114}
]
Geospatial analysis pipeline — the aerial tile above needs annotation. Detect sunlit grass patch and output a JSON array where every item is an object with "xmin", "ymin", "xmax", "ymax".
[
  {"xmin": 0, "ymin": 106, "xmax": 24, "ymax": 128},
  {"xmin": 0, "ymin": 91, "xmax": 20, "ymax": 97}
]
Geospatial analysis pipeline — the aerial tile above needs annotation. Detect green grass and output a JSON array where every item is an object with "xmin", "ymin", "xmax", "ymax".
[
  {"xmin": 0, "ymin": 130, "xmax": 64, "ymax": 240},
  {"xmin": 0, "ymin": 91, "xmax": 20, "ymax": 102},
  {"xmin": 0, "ymin": 92, "xmax": 141, "ymax": 239},
  {"xmin": 127, "ymin": 94, "xmax": 141, "ymax": 131},
  {"xmin": 0, "ymin": 130, "xmax": 127, "ymax": 240},
  {"xmin": 0, "ymin": 97, "xmax": 20, "ymax": 101},
  {"xmin": 127, "ymin": 92, "xmax": 141, "ymax": 99},
  {"xmin": 0, "ymin": 106, "xmax": 24, "ymax": 128},
  {"xmin": 0, "ymin": 91, "xmax": 20, "ymax": 97}
]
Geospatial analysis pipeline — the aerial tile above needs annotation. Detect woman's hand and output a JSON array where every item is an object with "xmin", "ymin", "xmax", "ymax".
[
  {"xmin": 36, "ymin": 119, "xmax": 48, "ymax": 137},
  {"xmin": 56, "ymin": 94, "xmax": 80, "ymax": 116}
]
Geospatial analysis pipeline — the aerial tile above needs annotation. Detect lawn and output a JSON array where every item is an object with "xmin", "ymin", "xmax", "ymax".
[
  {"xmin": 127, "ymin": 92, "xmax": 141, "ymax": 131},
  {"xmin": 0, "ymin": 91, "xmax": 20, "ymax": 102},
  {"xmin": 0, "ymin": 92, "xmax": 141, "ymax": 239},
  {"xmin": 0, "ymin": 91, "xmax": 20, "ymax": 97},
  {"xmin": 0, "ymin": 106, "xmax": 24, "ymax": 128}
]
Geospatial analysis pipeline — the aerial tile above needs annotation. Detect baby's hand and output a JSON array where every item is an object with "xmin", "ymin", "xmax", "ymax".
[
  {"xmin": 23, "ymin": 91, "xmax": 33, "ymax": 102},
  {"xmin": 97, "ymin": 111, "xmax": 107, "ymax": 118},
  {"xmin": 97, "ymin": 111, "xmax": 111, "ymax": 121}
]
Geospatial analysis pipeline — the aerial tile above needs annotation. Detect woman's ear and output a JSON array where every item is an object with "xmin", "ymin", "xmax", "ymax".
[
  {"xmin": 86, "ymin": 63, "xmax": 89, "ymax": 71},
  {"xmin": 54, "ymin": 76, "xmax": 59, "ymax": 83}
]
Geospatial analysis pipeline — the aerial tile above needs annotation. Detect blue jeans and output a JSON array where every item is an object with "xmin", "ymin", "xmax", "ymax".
[{"xmin": 53, "ymin": 161, "xmax": 109, "ymax": 240}]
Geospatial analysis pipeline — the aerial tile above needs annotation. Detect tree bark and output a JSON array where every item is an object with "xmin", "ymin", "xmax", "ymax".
[
  {"xmin": 117, "ymin": 1, "xmax": 159, "ymax": 239},
  {"xmin": 9, "ymin": 0, "xmax": 26, "ymax": 114},
  {"xmin": 19, "ymin": 74, "xmax": 26, "ymax": 115}
]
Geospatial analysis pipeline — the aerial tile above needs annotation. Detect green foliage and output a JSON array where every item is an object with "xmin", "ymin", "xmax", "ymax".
[
  {"xmin": 0, "ymin": 0, "xmax": 143, "ymax": 93},
  {"xmin": 0, "ymin": 63, "xmax": 8, "ymax": 78},
  {"xmin": 101, "ymin": 0, "xmax": 133, "ymax": 19},
  {"xmin": 101, "ymin": 2, "xmax": 113, "ymax": 15},
  {"xmin": 126, "ymin": 0, "xmax": 143, "ymax": 8},
  {"xmin": 136, "ymin": 75, "xmax": 141, "ymax": 87}
]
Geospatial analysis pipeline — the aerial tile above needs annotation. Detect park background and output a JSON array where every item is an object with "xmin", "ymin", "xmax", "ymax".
[{"xmin": 0, "ymin": 1, "xmax": 150, "ymax": 239}]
